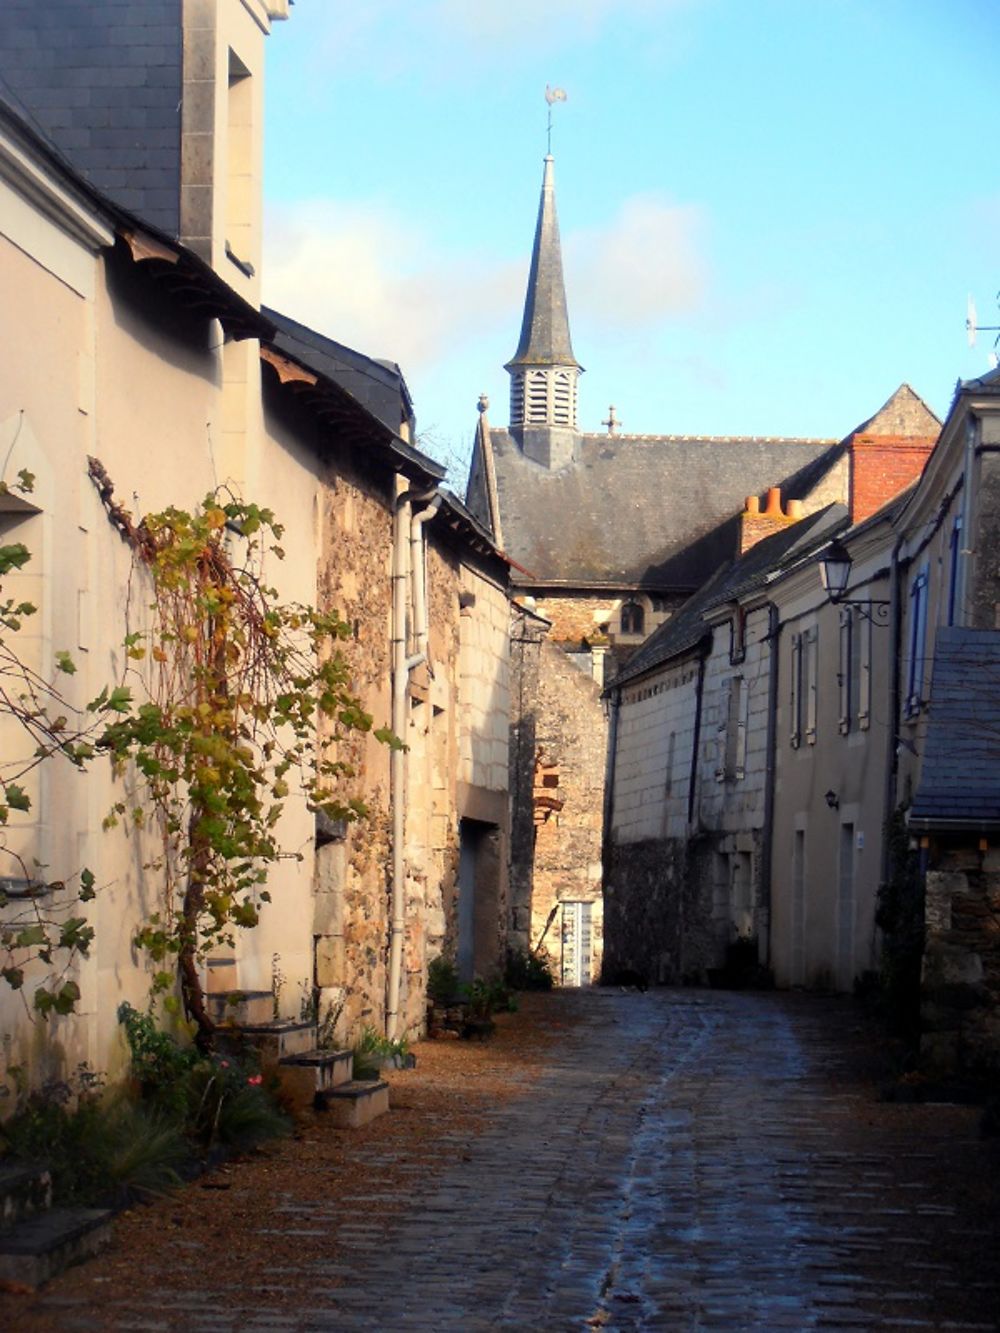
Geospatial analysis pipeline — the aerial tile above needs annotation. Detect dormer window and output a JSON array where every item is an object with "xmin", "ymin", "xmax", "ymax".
[{"xmin": 620, "ymin": 601, "xmax": 644, "ymax": 635}]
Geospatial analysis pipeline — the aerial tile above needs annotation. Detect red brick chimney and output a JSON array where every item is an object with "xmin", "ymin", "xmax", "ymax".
[
  {"xmin": 848, "ymin": 385, "xmax": 940, "ymax": 524},
  {"xmin": 739, "ymin": 487, "xmax": 804, "ymax": 554}
]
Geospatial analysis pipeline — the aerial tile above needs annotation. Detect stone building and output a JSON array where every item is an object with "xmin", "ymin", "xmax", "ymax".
[
  {"xmin": 464, "ymin": 149, "xmax": 936, "ymax": 986},
  {"xmin": 602, "ymin": 384, "xmax": 940, "ymax": 987},
  {"xmin": 603, "ymin": 503, "xmax": 846, "ymax": 984},
  {"xmin": 0, "ymin": 0, "xmax": 514, "ymax": 1094},
  {"xmin": 895, "ymin": 368, "xmax": 1000, "ymax": 1071}
]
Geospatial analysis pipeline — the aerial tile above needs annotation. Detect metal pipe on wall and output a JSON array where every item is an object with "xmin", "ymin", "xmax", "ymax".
[{"xmin": 386, "ymin": 488, "xmax": 440, "ymax": 1041}]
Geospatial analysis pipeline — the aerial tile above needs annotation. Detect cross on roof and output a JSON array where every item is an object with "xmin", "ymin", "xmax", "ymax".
[{"xmin": 602, "ymin": 405, "xmax": 621, "ymax": 436}]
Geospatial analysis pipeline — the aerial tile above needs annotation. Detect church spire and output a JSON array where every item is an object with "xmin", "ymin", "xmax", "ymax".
[{"xmin": 505, "ymin": 154, "xmax": 583, "ymax": 466}]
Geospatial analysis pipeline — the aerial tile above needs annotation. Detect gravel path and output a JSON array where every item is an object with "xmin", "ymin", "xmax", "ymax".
[{"xmin": 3, "ymin": 989, "xmax": 998, "ymax": 1331}]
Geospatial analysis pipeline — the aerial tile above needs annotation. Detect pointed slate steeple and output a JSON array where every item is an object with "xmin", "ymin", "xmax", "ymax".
[{"xmin": 505, "ymin": 155, "xmax": 582, "ymax": 468}]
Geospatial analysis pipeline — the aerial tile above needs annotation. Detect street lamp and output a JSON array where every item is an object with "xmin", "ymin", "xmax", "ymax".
[{"xmin": 818, "ymin": 538, "xmax": 890, "ymax": 626}]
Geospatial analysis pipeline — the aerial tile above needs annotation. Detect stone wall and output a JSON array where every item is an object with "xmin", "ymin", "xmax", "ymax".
[
  {"xmin": 313, "ymin": 483, "xmax": 513, "ymax": 1041},
  {"xmin": 509, "ymin": 607, "xmax": 544, "ymax": 956},
  {"xmin": 314, "ymin": 458, "xmax": 395, "ymax": 1041},
  {"xmin": 612, "ymin": 661, "xmax": 700, "ymax": 843},
  {"xmin": 528, "ymin": 641, "xmax": 606, "ymax": 983},
  {"xmin": 603, "ymin": 836, "xmax": 717, "ymax": 984},
  {"xmin": 921, "ymin": 843, "xmax": 1000, "ymax": 1075},
  {"xmin": 531, "ymin": 593, "xmax": 618, "ymax": 645}
]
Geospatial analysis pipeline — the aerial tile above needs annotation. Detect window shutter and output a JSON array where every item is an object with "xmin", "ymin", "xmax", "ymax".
[
  {"xmin": 790, "ymin": 633, "xmax": 802, "ymax": 749},
  {"xmin": 805, "ymin": 626, "xmax": 818, "ymax": 744},
  {"xmin": 838, "ymin": 608, "xmax": 852, "ymax": 735}
]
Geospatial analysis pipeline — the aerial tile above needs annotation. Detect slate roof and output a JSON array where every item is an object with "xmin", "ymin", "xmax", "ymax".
[
  {"xmin": 0, "ymin": 0, "xmax": 182, "ymax": 236},
  {"xmin": 909, "ymin": 627, "xmax": 1000, "ymax": 832},
  {"xmin": 505, "ymin": 156, "xmax": 579, "ymax": 370},
  {"xmin": 608, "ymin": 503, "xmax": 848, "ymax": 690},
  {"xmin": 264, "ymin": 307, "xmax": 414, "ymax": 438},
  {"xmin": 480, "ymin": 429, "xmax": 841, "ymax": 588}
]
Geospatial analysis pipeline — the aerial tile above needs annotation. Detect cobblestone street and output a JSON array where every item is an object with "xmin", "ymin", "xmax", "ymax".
[{"xmin": 6, "ymin": 989, "xmax": 999, "ymax": 1332}]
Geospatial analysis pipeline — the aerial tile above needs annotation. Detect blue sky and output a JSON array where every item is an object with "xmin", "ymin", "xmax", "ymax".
[{"xmin": 262, "ymin": 0, "xmax": 999, "ymax": 480}]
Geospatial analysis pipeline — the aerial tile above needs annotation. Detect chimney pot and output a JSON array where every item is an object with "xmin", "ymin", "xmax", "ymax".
[
  {"xmin": 745, "ymin": 496, "xmax": 760, "ymax": 515},
  {"xmin": 785, "ymin": 498, "xmax": 803, "ymax": 519},
  {"xmin": 764, "ymin": 487, "xmax": 782, "ymax": 517}
]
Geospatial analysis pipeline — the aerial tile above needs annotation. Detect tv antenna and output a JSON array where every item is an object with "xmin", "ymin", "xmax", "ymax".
[{"xmin": 966, "ymin": 292, "xmax": 1000, "ymax": 369}]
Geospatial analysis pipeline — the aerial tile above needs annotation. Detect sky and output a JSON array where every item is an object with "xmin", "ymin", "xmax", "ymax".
[{"xmin": 261, "ymin": 0, "xmax": 1000, "ymax": 483}]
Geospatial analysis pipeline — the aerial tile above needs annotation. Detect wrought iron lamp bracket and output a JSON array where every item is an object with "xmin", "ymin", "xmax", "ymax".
[{"xmin": 833, "ymin": 597, "xmax": 890, "ymax": 627}]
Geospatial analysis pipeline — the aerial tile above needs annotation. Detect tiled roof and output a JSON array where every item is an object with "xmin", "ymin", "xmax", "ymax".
[
  {"xmin": 610, "ymin": 501, "xmax": 848, "ymax": 687},
  {"xmin": 483, "ymin": 429, "xmax": 840, "ymax": 588},
  {"xmin": 608, "ymin": 504, "xmax": 847, "ymax": 689},
  {"xmin": 909, "ymin": 627, "xmax": 1000, "ymax": 831},
  {"xmin": 0, "ymin": 0, "xmax": 182, "ymax": 236}
]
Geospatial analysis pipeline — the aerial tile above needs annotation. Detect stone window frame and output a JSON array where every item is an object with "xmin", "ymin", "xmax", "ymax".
[{"xmin": 620, "ymin": 600, "xmax": 645, "ymax": 636}]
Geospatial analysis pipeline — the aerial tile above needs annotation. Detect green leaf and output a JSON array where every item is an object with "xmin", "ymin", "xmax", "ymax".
[
  {"xmin": 79, "ymin": 868, "xmax": 96, "ymax": 901},
  {"xmin": 16, "ymin": 468, "xmax": 35, "ymax": 494},
  {"xmin": 105, "ymin": 685, "xmax": 133, "ymax": 713},
  {"xmin": 0, "ymin": 543, "xmax": 30, "ymax": 576},
  {"xmin": 1, "ymin": 966, "xmax": 24, "ymax": 990},
  {"xmin": 59, "ymin": 917, "xmax": 94, "ymax": 954},
  {"xmin": 55, "ymin": 650, "xmax": 77, "ymax": 675},
  {"xmin": 54, "ymin": 980, "xmax": 81, "ymax": 1015},
  {"xmin": 3, "ymin": 784, "xmax": 30, "ymax": 812},
  {"xmin": 15, "ymin": 924, "xmax": 48, "ymax": 949}
]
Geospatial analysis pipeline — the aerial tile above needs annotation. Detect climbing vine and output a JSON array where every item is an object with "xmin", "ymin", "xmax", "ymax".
[
  {"xmin": 0, "ymin": 469, "xmax": 106, "ymax": 1015},
  {"xmin": 89, "ymin": 462, "xmax": 394, "ymax": 1046},
  {"xmin": 1, "ymin": 461, "xmax": 393, "ymax": 1043}
]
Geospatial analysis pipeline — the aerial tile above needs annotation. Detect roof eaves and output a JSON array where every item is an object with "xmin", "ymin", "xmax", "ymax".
[{"xmin": 258, "ymin": 341, "xmax": 444, "ymax": 485}]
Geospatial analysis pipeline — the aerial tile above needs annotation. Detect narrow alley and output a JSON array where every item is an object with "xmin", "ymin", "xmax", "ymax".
[{"xmin": 6, "ymin": 989, "xmax": 997, "ymax": 1333}]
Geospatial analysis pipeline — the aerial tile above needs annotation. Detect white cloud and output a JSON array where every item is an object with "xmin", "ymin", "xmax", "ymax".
[
  {"xmin": 568, "ymin": 193, "xmax": 708, "ymax": 329},
  {"xmin": 263, "ymin": 191, "xmax": 709, "ymax": 384},
  {"xmin": 262, "ymin": 200, "xmax": 523, "ymax": 371}
]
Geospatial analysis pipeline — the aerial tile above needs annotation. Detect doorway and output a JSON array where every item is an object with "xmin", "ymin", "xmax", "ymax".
[{"xmin": 561, "ymin": 901, "xmax": 593, "ymax": 987}]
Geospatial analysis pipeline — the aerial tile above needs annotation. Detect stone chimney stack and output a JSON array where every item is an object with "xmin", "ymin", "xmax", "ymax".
[{"xmin": 738, "ymin": 487, "xmax": 803, "ymax": 554}]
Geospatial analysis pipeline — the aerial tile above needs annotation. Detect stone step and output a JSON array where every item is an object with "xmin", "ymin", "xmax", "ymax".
[
  {"xmin": 277, "ymin": 1048, "xmax": 354, "ymax": 1110},
  {"xmin": 0, "ymin": 1208, "xmax": 113, "ymax": 1289},
  {"xmin": 206, "ymin": 989, "xmax": 275, "ymax": 1028},
  {"xmin": 0, "ymin": 1163, "xmax": 52, "ymax": 1233},
  {"xmin": 315, "ymin": 1079, "xmax": 390, "ymax": 1129},
  {"xmin": 216, "ymin": 1019, "xmax": 317, "ymax": 1066}
]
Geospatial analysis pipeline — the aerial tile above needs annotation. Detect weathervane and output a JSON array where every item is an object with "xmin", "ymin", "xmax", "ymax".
[
  {"xmin": 545, "ymin": 85, "xmax": 567, "ymax": 154},
  {"xmin": 967, "ymin": 292, "xmax": 1000, "ymax": 368}
]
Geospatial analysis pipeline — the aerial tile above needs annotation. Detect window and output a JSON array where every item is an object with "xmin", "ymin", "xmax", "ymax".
[
  {"xmin": 947, "ymin": 516, "xmax": 963, "ymax": 627},
  {"xmin": 790, "ymin": 632, "xmax": 802, "ymax": 748},
  {"xmin": 225, "ymin": 49, "xmax": 254, "ymax": 275},
  {"xmin": 804, "ymin": 625, "xmax": 818, "ymax": 744},
  {"xmin": 857, "ymin": 609, "xmax": 871, "ymax": 730},
  {"xmin": 729, "ymin": 607, "xmax": 746, "ymax": 665},
  {"xmin": 838, "ymin": 608, "xmax": 868, "ymax": 734},
  {"xmin": 838, "ymin": 608, "xmax": 852, "ymax": 734},
  {"xmin": 906, "ymin": 568, "xmax": 929, "ymax": 716},
  {"xmin": 790, "ymin": 626, "xmax": 818, "ymax": 746},
  {"xmin": 620, "ymin": 601, "xmax": 644, "ymax": 635},
  {"xmin": 717, "ymin": 676, "xmax": 748, "ymax": 781}
]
